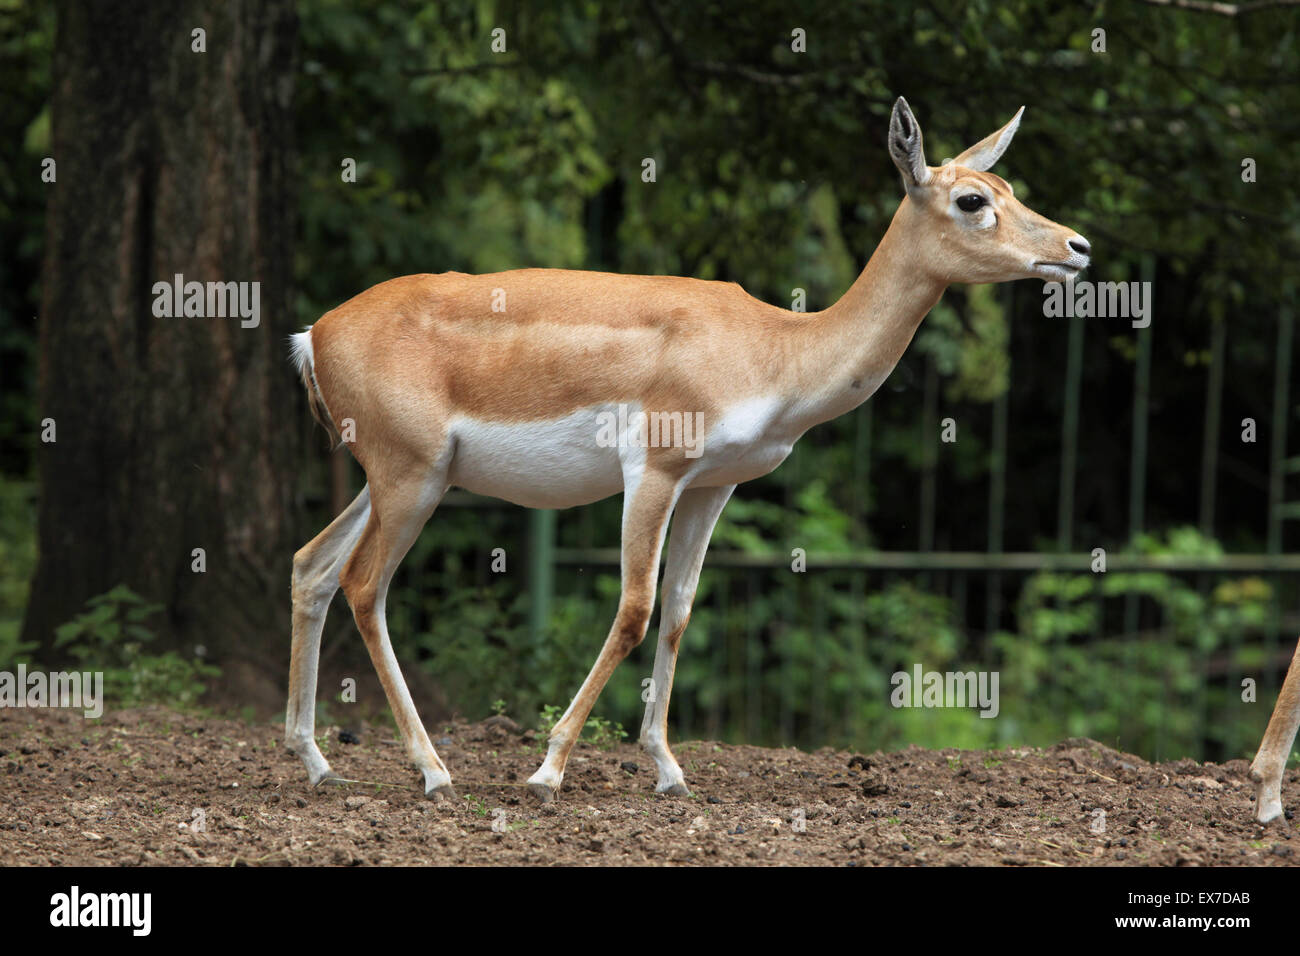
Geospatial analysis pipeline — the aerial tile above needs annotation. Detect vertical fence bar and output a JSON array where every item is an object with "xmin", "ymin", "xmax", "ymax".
[
  {"xmin": 1195, "ymin": 302, "xmax": 1225, "ymax": 760},
  {"xmin": 1058, "ymin": 311, "xmax": 1084, "ymax": 550},
  {"xmin": 1199, "ymin": 307, "xmax": 1226, "ymax": 535},
  {"xmin": 1127, "ymin": 256, "xmax": 1155, "ymax": 548},
  {"xmin": 527, "ymin": 509, "xmax": 556, "ymax": 645},
  {"xmin": 920, "ymin": 355, "xmax": 938, "ymax": 555},
  {"xmin": 1266, "ymin": 282, "xmax": 1295, "ymax": 696},
  {"xmin": 1123, "ymin": 257, "xmax": 1155, "ymax": 736},
  {"xmin": 985, "ymin": 316, "xmax": 1010, "ymax": 638},
  {"xmin": 845, "ymin": 570, "xmax": 865, "ymax": 746},
  {"xmin": 1266, "ymin": 305, "xmax": 1293, "ymax": 555},
  {"xmin": 1054, "ymin": 305, "xmax": 1085, "ymax": 740},
  {"xmin": 745, "ymin": 569, "xmax": 761, "ymax": 742},
  {"xmin": 728, "ymin": 578, "xmax": 746, "ymax": 743},
  {"xmin": 853, "ymin": 404, "xmax": 873, "ymax": 533},
  {"xmin": 706, "ymin": 570, "xmax": 728, "ymax": 741},
  {"xmin": 811, "ymin": 576, "xmax": 826, "ymax": 748}
]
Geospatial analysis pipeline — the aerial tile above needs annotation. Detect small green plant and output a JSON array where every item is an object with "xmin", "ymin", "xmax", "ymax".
[
  {"xmin": 533, "ymin": 703, "xmax": 563, "ymax": 750},
  {"xmin": 491, "ymin": 698, "xmax": 508, "ymax": 717},
  {"xmin": 584, "ymin": 715, "xmax": 628, "ymax": 750},
  {"xmin": 53, "ymin": 584, "xmax": 220, "ymax": 708},
  {"xmin": 534, "ymin": 705, "xmax": 626, "ymax": 751}
]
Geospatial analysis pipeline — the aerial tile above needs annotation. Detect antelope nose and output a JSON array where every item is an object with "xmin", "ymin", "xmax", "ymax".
[{"xmin": 1068, "ymin": 236, "xmax": 1091, "ymax": 256}]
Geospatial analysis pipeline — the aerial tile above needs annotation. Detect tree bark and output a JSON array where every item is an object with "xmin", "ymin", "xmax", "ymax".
[{"xmin": 23, "ymin": 0, "xmax": 300, "ymax": 671}]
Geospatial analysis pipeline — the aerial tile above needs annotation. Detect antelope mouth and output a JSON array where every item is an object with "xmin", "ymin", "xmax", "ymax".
[{"xmin": 1032, "ymin": 261, "xmax": 1084, "ymax": 281}]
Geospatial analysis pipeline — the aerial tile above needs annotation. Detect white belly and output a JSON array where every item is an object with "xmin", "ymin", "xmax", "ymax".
[
  {"xmin": 448, "ymin": 408, "xmax": 626, "ymax": 509},
  {"xmin": 447, "ymin": 395, "xmax": 796, "ymax": 509}
]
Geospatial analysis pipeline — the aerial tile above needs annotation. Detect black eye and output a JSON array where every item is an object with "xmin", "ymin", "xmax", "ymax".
[{"xmin": 956, "ymin": 194, "xmax": 986, "ymax": 212}]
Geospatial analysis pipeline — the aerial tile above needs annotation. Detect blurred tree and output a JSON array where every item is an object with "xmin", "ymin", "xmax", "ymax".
[{"xmin": 22, "ymin": 0, "xmax": 301, "ymax": 681}]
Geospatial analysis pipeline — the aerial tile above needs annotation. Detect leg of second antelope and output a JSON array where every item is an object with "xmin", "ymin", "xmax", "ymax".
[
  {"xmin": 639, "ymin": 483, "xmax": 734, "ymax": 795},
  {"xmin": 339, "ymin": 470, "xmax": 455, "ymax": 797},
  {"xmin": 286, "ymin": 485, "xmax": 372, "ymax": 785},
  {"xmin": 1249, "ymin": 638, "xmax": 1300, "ymax": 823},
  {"xmin": 527, "ymin": 469, "xmax": 683, "ymax": 801}
]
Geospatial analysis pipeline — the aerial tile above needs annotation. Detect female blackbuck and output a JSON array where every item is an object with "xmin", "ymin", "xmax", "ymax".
[{"xmin": 285, "ymin": 97, "xmax": 1092, "ymax": 802}]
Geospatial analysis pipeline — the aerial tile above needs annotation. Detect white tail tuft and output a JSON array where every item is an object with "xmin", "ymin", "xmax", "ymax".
[
  {"xmin": 289, "ymin": 325, "xmax": 338, "ymax": 446},
  {"xmin": 289, "ymin": 327, "xmax": 315, "ymax": 377}
]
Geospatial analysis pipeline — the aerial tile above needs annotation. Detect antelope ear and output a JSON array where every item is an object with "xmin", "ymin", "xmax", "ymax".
[
  {"xmin": 950, "ymin": 106, "xmax": 1024, "ymax": 171},
  {"xmin": 888, "ymin": 96, "xmax": 931, "ymax": 191}
]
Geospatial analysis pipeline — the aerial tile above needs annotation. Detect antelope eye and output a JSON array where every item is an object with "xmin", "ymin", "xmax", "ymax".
[{"xmin": 956, "ymin": 194, "xmax": 986, "ymax": 213}]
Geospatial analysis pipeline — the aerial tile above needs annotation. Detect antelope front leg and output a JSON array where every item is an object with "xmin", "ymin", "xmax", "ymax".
[
  {"xmin": 1249, "ymin": 638, "xmax": 1300, "ymax": 823},
  {"xmin": 527, "ymin": 470, "xmax": 682, "ymax": 802},
  {"xmin": 640, "ymin": 484, "xmax": 734, "ymax": 795}
]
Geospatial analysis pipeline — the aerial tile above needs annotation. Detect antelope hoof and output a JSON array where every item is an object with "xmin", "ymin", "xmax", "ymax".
[
  {"xmin": 1257, "ymin": 800, "xmax": 1284, "ymax": 825},
  {"xmin": 426, "ymin": 782, "xmax": 458, "ymax": 802},
  {"xmin": 527, "ymin": 782, "xmax": 558, "ymax": 803},
  {"xmin": 1249, "ymin": 764, "xmax": 1285, "ymax": 824},
  {"xmin": 656, "ymin": 781, "xmax": 691, "ymax": 797},
  {"xmin": 311, "ymin": 769, "xmax": 347, "ymax": 787},
  {"xmin": 1254, "ymin": 782, "xmax": 1284, "ymax": 824}
]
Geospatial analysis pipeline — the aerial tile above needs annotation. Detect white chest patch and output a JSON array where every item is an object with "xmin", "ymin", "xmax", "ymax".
[{"xmin": 690, "ymin": 394, "xmax": 795, "ymax": 487}]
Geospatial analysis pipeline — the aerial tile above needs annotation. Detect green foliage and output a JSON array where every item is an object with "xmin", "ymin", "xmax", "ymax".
[
  {"xmin": 53, "ymin": 585, "xmax": 220, "ymax": 709},
  {"xmin": 992, "ymin": 528, "xmax": 1275, "ymax": 759},
  {"xmin": 582, "ymin": 714, "xmax": 628, "ymax": 750},
  {"xmin": 918, "ymin": 285, "xmax": 1010, "ymax": 404}
]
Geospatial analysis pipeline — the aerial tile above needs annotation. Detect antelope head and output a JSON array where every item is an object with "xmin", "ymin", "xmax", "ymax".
[{"xmin": 887, "ymin": 96, "xmax": 1090, "ymax": 285}]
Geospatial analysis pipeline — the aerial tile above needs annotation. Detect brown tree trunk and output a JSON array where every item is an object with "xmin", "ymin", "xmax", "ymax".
[{"xmin": 23, "ymin": 0, "xmax": 301, "ymax": 679}]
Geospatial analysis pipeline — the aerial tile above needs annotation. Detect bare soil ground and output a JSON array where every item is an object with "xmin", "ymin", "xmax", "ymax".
[{"xmin": 0, "ymin": 705, "xmax": 1295, "ymax": 866}]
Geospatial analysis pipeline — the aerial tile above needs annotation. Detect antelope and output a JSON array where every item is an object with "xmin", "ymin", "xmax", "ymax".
[
  {"xmin": 284, "ymin": 97, "xmax": 1091, "ymax": 802},
  {"xmin": 1251, "ymin": 642, "xmax": 1300, "ymax": 822}
]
